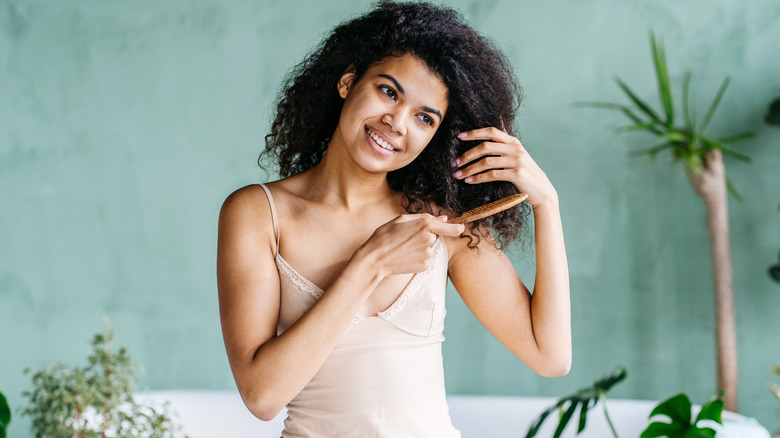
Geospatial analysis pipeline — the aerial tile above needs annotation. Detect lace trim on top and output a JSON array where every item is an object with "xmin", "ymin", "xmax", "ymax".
[
  {"xmin": 377, "ymin": 238, "xmax": 443, "ymax": 321},
  {"xmin": 275, "ymin": 255, "xmax": 322, "ymax": 300},
  {"xmin": 276, "ymin": 237, "xmax": 443, "ymax": 326}
]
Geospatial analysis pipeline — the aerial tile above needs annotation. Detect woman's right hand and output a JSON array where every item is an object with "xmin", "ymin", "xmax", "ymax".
[{"xmin": 355, "ymin": 214, "xmax": 465, "ymax": 279}]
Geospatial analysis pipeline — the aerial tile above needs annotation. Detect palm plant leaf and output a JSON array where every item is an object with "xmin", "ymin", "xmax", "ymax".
[
  {"xmin": 699, "ymin": 77, "xmax": 731, "ymax": 133},
  {"xmin": 572, "ymin": 102, "xmax": 628, "ymax": 111},
  {"xmin": 574, "ymin": 101, "xmax": 665, "ymax": 135},
  {"xmin": 699, "ymin": 137, "xmax": 752, "ymax": 162},
  {"xmin": 554, "ymin": 401, "xmax": 579, "ymax": 438},
  {"xmin": 615, "ymin": 77, "xmax": 664, "ymax": 124},
  {"xmin": 617, "ymin": 121, "xmax": 664, "ymax": 133},
  {"xmin": 577, "ymin": 399, "xmax": 592, "ymax": 433},
  {"xmin": 628, "ymin": 142, "xmax": 672, "ymax": 159},
  {"xmin": 525, "ymin": 366, "xmax": 626, "ymax": 438},
  {"xmin": 725, "ymin": 178, "xmax": 743, "ymax": 203},
  {"xmin": 682, "ymin": 71, "xmax": 693, "ymax": 132},
  {"xmin": 719, "ymin": 131, "xmax": 757, "ymax": 143},
  {"xmin": 526, "ymin": 399, "xmax": 570, "ymax": 437},
  {"xmin": 650, "ymin": 32, "xmax": 675, "ymax": 126},
  {"xmin": 593, "ymin": 366, "xmax": 628, "ymax": 391}
]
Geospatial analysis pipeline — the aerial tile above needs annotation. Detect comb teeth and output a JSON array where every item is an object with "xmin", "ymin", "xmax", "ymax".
[{"xmin": 447, "ymin": 193, "xmax": 528, "ymax": 224}]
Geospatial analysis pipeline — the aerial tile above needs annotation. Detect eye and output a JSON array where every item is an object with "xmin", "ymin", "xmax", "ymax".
[
  {"xmin": 379, "ymin": 85, "xmax": 397, "ymax": 101},
  {"xmin": 417, "ymin": 114, "xmax": 434, "ymax": 126}
]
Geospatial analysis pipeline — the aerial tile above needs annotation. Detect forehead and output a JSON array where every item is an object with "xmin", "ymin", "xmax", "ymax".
[{"xmin": 364, "ymin": 54, "xmax": 449, "ymax": 111}]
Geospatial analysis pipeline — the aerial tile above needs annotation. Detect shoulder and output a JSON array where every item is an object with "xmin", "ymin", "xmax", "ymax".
[
  {"xmin": 220, "ymin": 184, "xmax": 272, "ymax": 223},
  {"xmin": 218, "ymin": 184, "xmax": 280, "ymax": 255},
  {"xmin": 443, "ymin": 224, "xmax": 502, "ymax": 267}
]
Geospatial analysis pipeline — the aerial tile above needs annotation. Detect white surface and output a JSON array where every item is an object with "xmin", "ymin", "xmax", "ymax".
[{"xmin": 138, "ymin": 390, "xmax": 770, "ymax": 438}]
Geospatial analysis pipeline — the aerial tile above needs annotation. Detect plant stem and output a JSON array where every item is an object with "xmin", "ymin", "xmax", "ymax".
[
  {"xmin": 686, "ymin": 149, "xmax": 739, "ymax": 412},
  {"xmin": 599, "ymin": 392, "xmax": 620, "ymax": 438}
]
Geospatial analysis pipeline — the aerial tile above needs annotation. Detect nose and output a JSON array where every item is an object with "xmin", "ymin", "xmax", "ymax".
[{"xmin": 382, "ymin": 109, "xmax": 407, "ymax": 136}]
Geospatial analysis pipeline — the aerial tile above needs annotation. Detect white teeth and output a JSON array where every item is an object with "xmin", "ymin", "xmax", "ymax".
[{"xmin": 367, "ymin": 128, "xmax": 395, "ymax": 151}]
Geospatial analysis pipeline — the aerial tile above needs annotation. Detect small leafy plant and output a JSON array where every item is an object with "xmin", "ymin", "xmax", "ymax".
[
  {"xmin": 22, "ymin": 320, "xmax": 185, "ymax": 438},
  {"xmin": 766, "ymin": 97, "xmax": 780, "ymax": 126},
  {"xmin": 768, "ymin": 100, "xmax": 780, "ymax": 286},
  {"xmin": 526, "ymin": 366, "xmax": 627, "ymax": 438},
  {"xmin": 0, "ymin": 391, "xmax": 10, "ymax": 438},
  {"xmin": 768, "ymin": 364, "xmax": 780, "ymax": 437},
  {"xmin": 640, "ymin": 393, "xmax": 724, "ymax": 438}
]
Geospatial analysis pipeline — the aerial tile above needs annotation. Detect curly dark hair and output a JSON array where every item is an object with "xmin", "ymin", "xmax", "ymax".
[{"xmin": 261, "ymin": 0, "xmax": 530, "ymax": 248}]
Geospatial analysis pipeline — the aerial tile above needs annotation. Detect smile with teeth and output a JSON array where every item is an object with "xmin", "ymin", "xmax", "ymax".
[{"xmin": 367, "ymin": 128, "xmax": 397, "ymax": 152}]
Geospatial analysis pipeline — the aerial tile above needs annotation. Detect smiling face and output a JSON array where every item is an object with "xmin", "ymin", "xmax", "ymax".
[{"xmin": 330, "ymin": 53, "xmax": 449, "ymax": 174}]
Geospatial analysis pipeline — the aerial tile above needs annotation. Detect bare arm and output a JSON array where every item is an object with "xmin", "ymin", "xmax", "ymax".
[
  {"xmin": 449, "ymin": 127, "xmax": 571, "ymax": 376},
  {"xmin": 217, "ymin": 185, "xmax": 464, "ymax": 420}
]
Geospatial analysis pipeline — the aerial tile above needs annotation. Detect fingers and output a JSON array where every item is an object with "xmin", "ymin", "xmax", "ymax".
[
  {"xmin": 395, "ymin": 214, "xmax": 464, "ymax": 236},
  {"xmin": 458, "ymin": 126, "xmax": 520, "ymax": 146},
  {"xmin": 425, "ymin": 216, "xmax": 465, "ymax": 237},
  {"xmin": 456, "ymin": 168, "xmax": 516, "ymax": 185},
  {"xmin": 455, "ymin": 133, "xmax": 524, "ymax": 169},
  {"xmin": 454, "ymin": 153, "xmax": 521, "ymax": 182}
]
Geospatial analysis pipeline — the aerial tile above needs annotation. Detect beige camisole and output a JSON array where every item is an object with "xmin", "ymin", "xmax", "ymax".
[{"xmin": 259, "ymin": 184, "xmax": 460, "ymax": 438}]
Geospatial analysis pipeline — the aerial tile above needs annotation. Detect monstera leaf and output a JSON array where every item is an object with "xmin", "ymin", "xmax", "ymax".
[{"xmin": 640, "ymin": 393, "xmax": 723, "ymax": 438}]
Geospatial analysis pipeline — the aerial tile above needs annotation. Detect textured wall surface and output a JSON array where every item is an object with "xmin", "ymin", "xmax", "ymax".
[{"xmin": 1, "ymin": 0, "xmax": 779, "ymax": 436}]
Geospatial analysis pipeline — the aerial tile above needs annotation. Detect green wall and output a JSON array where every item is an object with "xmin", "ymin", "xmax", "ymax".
[{"xmin": 2, "ymin": 0, "xmax": 779, "ymax": 436}]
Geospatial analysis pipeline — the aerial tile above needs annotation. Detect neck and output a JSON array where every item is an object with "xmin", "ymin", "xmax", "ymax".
[{"xmin": 305, "ymin": 149, "xmax": 397, "ymax": 212}]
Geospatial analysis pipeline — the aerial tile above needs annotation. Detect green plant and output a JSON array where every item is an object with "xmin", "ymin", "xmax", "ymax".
[
  {"xmin": 0, "ymin": 391, "xmax": 10, "ymax": 438},
  {"xmin": 22, "ymin": 320, "xmax": 185, "ymax": 438},
  {"xmin": 766, "ymin": 97, "xmax": 780, "ymax": 126},
  {"xmin": 768, "ymin": 99, "xmax": 780, "ymax": 285},
  {"xmin": 768, "ymin": 364, "xmax": 780, "ymax": 437},
  {"xmin": 579, "ymin": 32, "xmax": 756, "ymax": 411},
  {"xmin": 640, "ymin": 393, "xmax": 724, "ymax": 438},
  {"xmin": 526, "ymin": 366, "xmax": 627, "ymax": 438}
]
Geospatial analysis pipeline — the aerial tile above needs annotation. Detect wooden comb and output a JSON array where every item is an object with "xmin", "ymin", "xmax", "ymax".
[{"xmin": 447, "ymin": 193, "xmax": 528, "ymax": 224}]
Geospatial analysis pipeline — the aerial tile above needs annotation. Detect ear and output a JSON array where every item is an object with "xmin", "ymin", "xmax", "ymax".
[{"xmin": 338, "ymin": 66, "xmax": 356, "ymax": 99}]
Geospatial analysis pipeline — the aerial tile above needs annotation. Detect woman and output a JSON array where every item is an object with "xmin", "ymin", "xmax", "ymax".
[{"xmin": 217, "ymin": 2, "xmax": 570, "ymax": 436}]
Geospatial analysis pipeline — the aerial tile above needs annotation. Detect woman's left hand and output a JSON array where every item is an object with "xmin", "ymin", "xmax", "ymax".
[{"xmin": 454, "ymin": 127, "xmax": 558, "ymax": 208}]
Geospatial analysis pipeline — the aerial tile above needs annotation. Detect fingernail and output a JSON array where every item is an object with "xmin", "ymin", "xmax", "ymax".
[
  {"xmin": 464, "ymin": 177, "xmax": 473, "ymax": 183},
  {"xmin": 453, "ymin": 158, "xmax": 460, "ymax": 166},
  {"xmin": 458, "ymin": 132, "xmax": 467, "ymax": 139},
  {"xmin": 436, "ymin": 215, "xmax": 448, "ymax": 221},
  {"xmin": 454, "ymin": 170, "xmax": 462, "ymax": 178},
  {"xmin": 459, "ymin": 225, "xmax": 465, "ymax": 233}
]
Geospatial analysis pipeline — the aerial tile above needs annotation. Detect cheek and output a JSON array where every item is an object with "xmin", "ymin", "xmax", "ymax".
[{"xmin": 401, "ymin": 131, "xmax": 436, "ymax": 163}]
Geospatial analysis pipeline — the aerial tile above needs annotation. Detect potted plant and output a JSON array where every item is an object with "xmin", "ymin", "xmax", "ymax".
[
  {"xmin": 768, "ymin": 363, "xmax": 780, "ymax": 437},
  {"xmin": 22, "ymin": 320, "xmax": 185, "ymax": 437},
  {"xmin": 767, "ymin": 98, "xmax": 780, "ymax": 285},
  {"xmin": 579, "ymin": 32, "xmax": 757, "ymax": 411},
  {"xmin": 0, "ymin": 390, "xmax": 10, "ymax": 438}
]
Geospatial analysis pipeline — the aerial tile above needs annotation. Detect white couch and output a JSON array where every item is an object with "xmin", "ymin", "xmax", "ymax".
[{"xmin": 139, "ymin": 390, "xmax": 770, "ymax": 437}]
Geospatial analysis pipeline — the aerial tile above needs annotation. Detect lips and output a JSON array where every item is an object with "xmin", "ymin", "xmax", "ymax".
[{"xmin": 366, "ymin": 127, "xmax": 398, "ymax": 152}]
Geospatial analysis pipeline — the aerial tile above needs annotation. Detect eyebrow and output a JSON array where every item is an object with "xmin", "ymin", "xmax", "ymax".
[{"xmin": 378, "ymin": 73, "xmax": 443, "ymax": 122}]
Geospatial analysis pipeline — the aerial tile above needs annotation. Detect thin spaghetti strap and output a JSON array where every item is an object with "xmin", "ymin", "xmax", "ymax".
[{"xmin": 258, "ymin": 184, "xmax": 280, "ymax": 257}]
